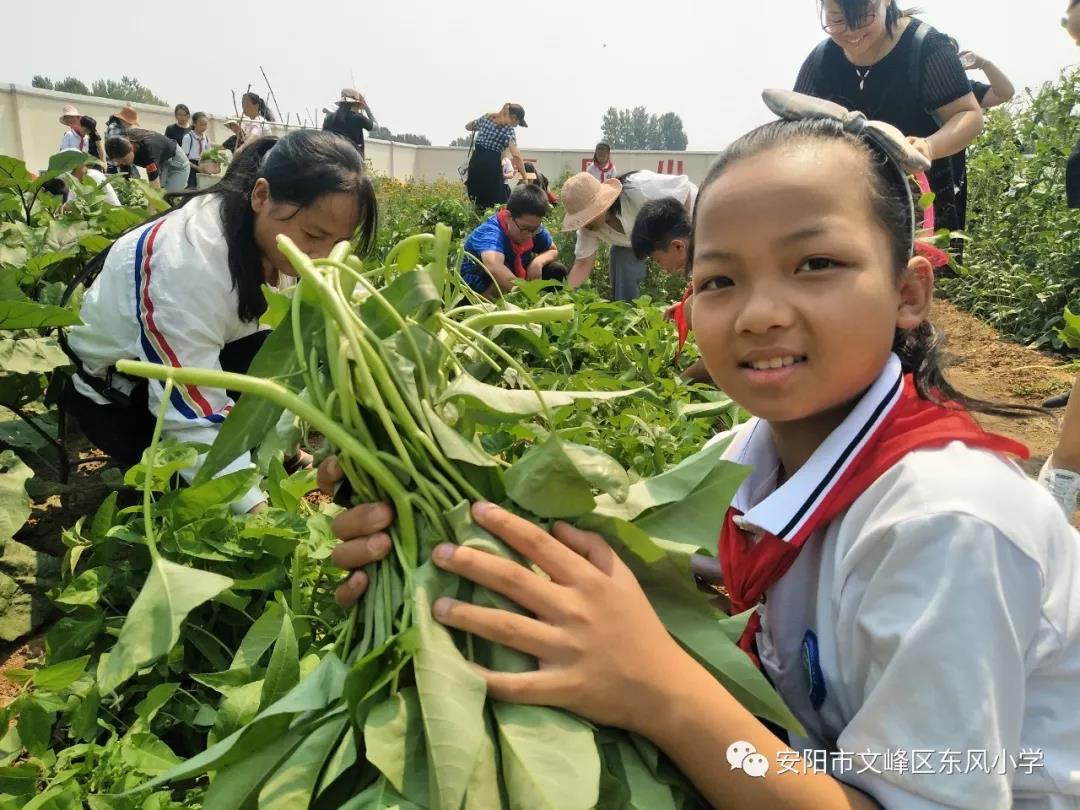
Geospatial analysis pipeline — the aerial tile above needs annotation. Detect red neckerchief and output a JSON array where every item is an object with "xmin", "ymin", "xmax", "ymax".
[
  {"xmin": 719, "ymin": 373, "xmax": 1029, "ymax": 666},
  {"xmin": 70, "ymin": 127, "xmax": 86, "ymax": 151},
  {"xmin": 497, "ymin": 208, "xmax": 533, "ymax": 279},
  {"xmin": 593, "ymin": 160, "xmax": 614, "ymax": 182},
  {"xmin": 667, "ymin": 284, "xmax": 693, "ymax": 354}
]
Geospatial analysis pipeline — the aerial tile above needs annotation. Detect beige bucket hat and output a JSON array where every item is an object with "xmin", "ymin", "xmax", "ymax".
[
  {"xmin": 560, "ymin": 172, "xmax": 623, "ymax": 232},
  {"xmin": 59, "ymin": 104, "xmax": 81, "ymax": 124}
]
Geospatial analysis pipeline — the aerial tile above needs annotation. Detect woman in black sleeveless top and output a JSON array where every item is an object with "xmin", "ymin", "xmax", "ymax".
[{"xmin": 794, "ymin": 0, "xmax": 983, "ymax": 237}]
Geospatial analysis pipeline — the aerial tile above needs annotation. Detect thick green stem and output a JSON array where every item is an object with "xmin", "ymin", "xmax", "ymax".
[
  {"xmin": 142, "ymin": 379, "xmax": 173, "ymax": 560},
  {"xmin": 459, "ymin": 305, "xmax": 575, "ymax": 332},
  {"xmin": 115, "ymin": 360, "xmax": 418, "ymax": 556}
]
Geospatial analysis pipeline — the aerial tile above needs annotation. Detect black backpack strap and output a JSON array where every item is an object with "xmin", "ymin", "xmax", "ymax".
[{"xmin": 908, "ymin": 20, "xmax": 940, "ymax": 125}]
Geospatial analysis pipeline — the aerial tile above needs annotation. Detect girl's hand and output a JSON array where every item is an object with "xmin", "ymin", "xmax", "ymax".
[
  {"xmin": 431, "ymin": 502, "xmax": 691, "ymax": 734},
  {"xmin": 907, "ymin": 136, "xmax": 934, "ymax": 162},
  {"xmin": 318, "ymin": 456, "xmax": 395, "ymax": 607},
  {"xmin": 526, "ymin": 257, "xmax": 545, "ymax": 281}
]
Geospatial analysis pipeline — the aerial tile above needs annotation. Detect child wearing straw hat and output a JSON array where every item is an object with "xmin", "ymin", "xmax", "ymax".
[
  {"xmin": 59, "ymin": 105, "xmax": 88, "ymax": 153},
  {"xmin": 562, "ymin": 169, "xmax": 696, "ymax": 301}
]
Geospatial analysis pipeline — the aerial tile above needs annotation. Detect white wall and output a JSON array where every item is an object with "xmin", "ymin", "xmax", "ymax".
[{"xmin": 0, "ymin": 83, "xmax": 722, "ymax": 185}]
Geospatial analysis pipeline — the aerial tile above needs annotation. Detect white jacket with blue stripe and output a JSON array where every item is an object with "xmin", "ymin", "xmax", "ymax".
[{"xmin": 68, "ymin": 195, "xmax": 267, "ymax": 513}]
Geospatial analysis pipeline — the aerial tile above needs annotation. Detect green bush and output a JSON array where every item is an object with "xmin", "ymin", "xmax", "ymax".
[{"xmin": 940, "ymin": 66, "xmax": 1080, "ymax": 350}]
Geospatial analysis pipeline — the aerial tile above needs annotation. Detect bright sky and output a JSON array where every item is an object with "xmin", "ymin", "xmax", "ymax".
[{"xmin": 8, "ymin": 1, "xmax": 1079, "ymax": 151}]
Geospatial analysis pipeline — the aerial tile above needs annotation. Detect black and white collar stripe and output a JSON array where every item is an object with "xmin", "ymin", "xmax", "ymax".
[{"xmin": 727, "ymin": 354, "xmax": 905, "ymax": 543}]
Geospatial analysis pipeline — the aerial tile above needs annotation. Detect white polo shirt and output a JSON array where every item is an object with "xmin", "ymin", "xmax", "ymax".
[
  {"xmin": 574, "ymin": 170, "xmax": 697, "ymax": 259},
  {"xmin": 717, "ymin": 355, "xmax": 1080, "ymax": 809}
]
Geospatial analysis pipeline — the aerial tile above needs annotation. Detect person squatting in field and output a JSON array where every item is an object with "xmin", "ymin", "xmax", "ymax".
[
  {"xmin": 561, "ymin": 169, "xmax": 698, "ymax": 302},
  {"xmin": 318, "ymin": 90, "xmax": 1080, "ymax": 809},
  {"xmin": 459, "ymin": 183, "xmax": 567, "ymax": 299},
  {"xmin": 65, "ymin": 130, "xmax": 377, "ymax": 515}
]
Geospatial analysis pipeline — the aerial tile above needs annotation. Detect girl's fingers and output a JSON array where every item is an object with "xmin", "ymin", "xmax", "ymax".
[
  {"xmin": 470, "ymin": 503, "xmax": 593, "ymax": 585},
  {"xmin": 433, "ymin": 543, "xmax": 563, "ymax": 619},
  {"xmin": 434, "ymin": 599, "xmax": 562, "ymax": 661},
  {"xmin": 331, "ymin": 502, "xmax": 394, "ymax": 541},
  {"xmin": 334, "ymin": 569, "xmax": 369, "ymax": 608},
  {"xmin": 551, "ymin": 522, "xmax": 618, "ymax": 575},
  {"xmin": 331, "ymin": 534, "xmax": 392, "ymax": 570},
  {"xmin": 478, "ymin": 666, "xmax": 565, "ymax": 707},
  {"xmin": 316, "ymin": 455, "xmax": 344, "ymax": 495}
]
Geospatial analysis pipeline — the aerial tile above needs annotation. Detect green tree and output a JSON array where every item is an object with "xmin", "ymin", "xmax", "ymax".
[
  {"xmin": 600, "ymin": 107, "xmax": 688, "ymax": 150},
  {"xmin": 32, "ymin": 76, "xmax": 90, "ymax": 94},
  {"xmin": 89, "ymin": 76, "xmax": 167, "ymax": 106},
  {"xmin": 449, "ymin": 136, "xmax": 472, "ymax": 147},
  {"xmin": 31, "ymin": 75, "xmax": 166, "ymax": 106}
]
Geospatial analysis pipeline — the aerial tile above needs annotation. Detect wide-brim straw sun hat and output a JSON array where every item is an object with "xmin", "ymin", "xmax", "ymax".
[
  {"xmin": 115, "ymin": 105, "xmax": 140, "ymax": 126},
  {"xmin": 59, "ymin": 104, "xmax": 81, "ymax": 124},
  {"xmin": 560, "ymin": 172, "xmax": 623, "ymax": 232}
]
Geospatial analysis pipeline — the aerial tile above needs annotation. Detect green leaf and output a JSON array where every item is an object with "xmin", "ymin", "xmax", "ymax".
[
  {"xmin": 68, "ymin": 686, "xmax": 100, "ymax": 740},
  {"xmin": 493, "ymin": 702, "xmax": 601, "ymax": 810},
  {"xmin": 25, "ymin": 655, "xmax": 90, "ymax": 692},
  {"xmin": 0, "ymin": 300, "xmax": 81, "ymax": 330},
  {"xmin": 0, "ymin": 450, "xmax": 33, "ymax": 547},
  {"xmin": 159, "ymin": 468, "xmax": 261, "ymax": 523},
  {"xmin": 134, "ymin": 683, "xmax": 180, "ymax": 725},
  {"xmin": 0, "ymin": 336, "xmax": 70, "ymax": 374},
  {"xmin": 0, "ymin": 540, "xmax": 60, "ymax": 642},
  {"xmin": 422, "ymin": 401, "xmax": 496, "ymax": 467},
  {"xmin": 96, "ymin": 558, "xmax": 233, "ymax": 695},
  {"xmin": 36, "ymin": 150, "xmax": 95, "ymax": 186},
  {"xmin": 0, "ymin": 156, "xmax": 32, "ymax": 189},
  {"xmin": 413, "ymin": 561, "xmax": 487, "ymax": 810},
  {"xmin": 0, "ymin": 763, "xmax": 38, "ymax": 796},
  {"xmin": 200, "ymin": 724, "xmax": 308, "ymax": 810},
  {"xmin": 16, "ymin": 699, "xmax": 52, "ymax": 756},
  {"xmin": 135, "ymin": 653, "xmax": 347, "ymax": 790},
  {"xmin": 612, "ymin": 738, "xmax": 678, "ymax": 810},
  {"xmin": 505, "ymin": 437, "xmax": 629, "ymax": 518},
  {"xmin": 463, "ymin": 715, "xmax": 502, "ymax": 810},
  {"xmin": 119, "ymin": 732, "xmax": 181, "ymax": 775},
  {"xmin": 359, "ymin": 267, "xmax": 442, "ymax": 338},
  {"xmin": 365, "ymin": 688, "xmax": 429, "ymax": 801},
  {"xmin": 54, "ymin": 567, "xmax": 113, "ymax": 607},
  {"xmin": 46, "ymin": 608, "xmax": 104, "ymax": 661},
  {"xmin": 261, "ymin": 285, "xmax": 292, "ymax": 328},
  {"xmin": 594, "ymin": 438, "xmax": 739, "ymax": 523},
  {"xmin": 257, "ymin": 712, "xmax": 347, "ymax": 809},
  {"xmin": 259, "ymin": 609, "xmax": 300, "ymax": 709},
  {"xmin": 338, "ymin": 776, "xmax": 425, "ymax": 810},
  {"xmin": 231, "ymin": 601, "xmax": 285, "ymax": 670},
  {"xmin": 440, "ymin": 372, "xmax": 642, "ymax": 420}
]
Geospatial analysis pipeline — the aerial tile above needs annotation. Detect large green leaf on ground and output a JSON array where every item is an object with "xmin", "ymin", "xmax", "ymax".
[
  {"xmin": 0, "ymin": 450, "xmax": 33, "ymax": 546},
  {"xmin": 0, "ymin": 534, "xmax": 60, "ymax": 642},
  {"xmin": 0, "ymin": 337, "xmax": 70, "ymax": 373},
  {"xmin": 96, "ymin": 558, "xmax": 233, "ymax": 695}
]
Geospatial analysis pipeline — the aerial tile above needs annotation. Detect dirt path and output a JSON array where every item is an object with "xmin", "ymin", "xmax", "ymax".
[{"xmin": 932, "ymin": 300, "xmax": 1075, "ymax": 476}]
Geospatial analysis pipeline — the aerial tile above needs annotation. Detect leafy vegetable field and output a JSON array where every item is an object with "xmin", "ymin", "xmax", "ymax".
[
  {"xmin": 0, "ymin": 153, "xmax": 796, "ymax": 808},
  {"xmin": 941, "ymin": 65, "xmax": 1080, "ymax": 352}
]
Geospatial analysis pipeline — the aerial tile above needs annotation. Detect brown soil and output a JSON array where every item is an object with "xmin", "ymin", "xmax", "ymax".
[
  {"xmin": 931, "ymin": 300, "xmax": 1075, "ymax": 475},
  {"xmin": 0, "ymin": 637, "xmax": 45, "ymax": 709}
]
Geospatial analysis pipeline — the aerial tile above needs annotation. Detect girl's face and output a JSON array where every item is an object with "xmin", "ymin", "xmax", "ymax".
[
  {"xmin": 690, "ymin": 139, "xmax": 931, "ymax": 431},
  {"xmin": 595, "ymin": 149, "xmax": 610, "ymax": 164},
  {"xmin": 176, "ymin": 110, "xmax": 190, "ymax": 127},
  {"xmin": 822, "ymin": 0, "xmax": 890, "ymax": 56},
  {"xmin": 194, "ymin": 117, "xmax": 208, "ymax": 134},
  {"xmin": 242, "ymin": 96, "xmax": 258, "ymax": 117},
  {"xmin": 251, "ymin": 180, "xmax": 362, "ymax": 280}
]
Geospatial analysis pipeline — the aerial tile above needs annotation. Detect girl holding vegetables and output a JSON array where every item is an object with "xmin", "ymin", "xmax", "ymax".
[
  {"xmin": 321, "ymin": 90, "xmax": 1080, "ymax": 808},
  {"xmin": 66, "ymin": 130, "xmax": 377, "ymax": 514}
]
